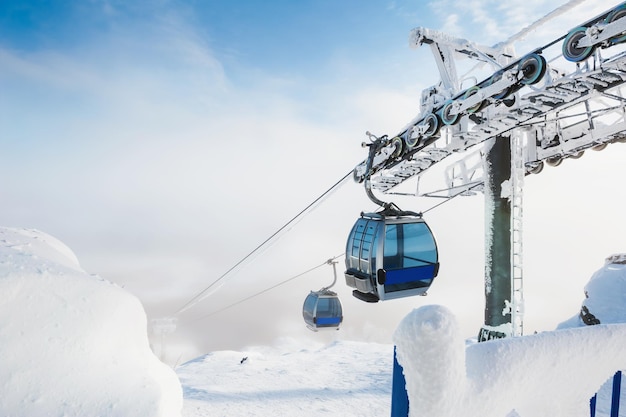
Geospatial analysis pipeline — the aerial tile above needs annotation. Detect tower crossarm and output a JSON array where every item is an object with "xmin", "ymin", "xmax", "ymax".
[{"xmin": 353, "ymin": 2, "xmax": 626, "ymax": 194}]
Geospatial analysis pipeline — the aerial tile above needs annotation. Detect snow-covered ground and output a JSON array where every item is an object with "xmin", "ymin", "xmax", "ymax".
[
  {"xmin": 178, "ymin": 340, "xmax": 393, "ymax": 417},
  {"xmin": 2, "ymin": 228, "xmax": 626, "ymax": 417},
  {"xmin": 177, "ymin": 326, "xmax": 626, "ymax": 417}
]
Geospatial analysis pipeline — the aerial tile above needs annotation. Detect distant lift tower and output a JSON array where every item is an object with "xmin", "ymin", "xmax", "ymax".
[{"xmin": 353, "ymin": 2, "xmax": 626, "ymax": 341}]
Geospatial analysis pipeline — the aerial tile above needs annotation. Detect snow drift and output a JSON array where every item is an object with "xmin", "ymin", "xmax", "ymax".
[{"xmin": 0, "ymin": 227, "xmax": 182, "ymax": 416}]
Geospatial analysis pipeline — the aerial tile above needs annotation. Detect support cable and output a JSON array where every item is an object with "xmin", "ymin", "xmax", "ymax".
[
  {"xmin": 501, "ymin": 0, "xmax": 588, "ymax": 46},
  {"xmin": 180, "ymin": 181, "xmax": 482, "ymax": 326},
  {"xmin": 180, "ymin": 253, "xmax": 344, "ymax": 326},
  {"xmin": 174, "ymin": 154, "xmax": 488, "ymax": 322},
  {"xmin": 173, "ymin": 170, "xmax": 354, "ymax": 316}
]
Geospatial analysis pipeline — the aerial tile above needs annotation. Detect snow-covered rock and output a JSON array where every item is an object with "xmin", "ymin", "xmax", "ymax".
[
  {"xmin": 0, "ymin": 227, "xmax": 182, "ymax": 416},
  {"xmin": 559, "ymin": 254, "xmax": 626, "ymax": 329}
]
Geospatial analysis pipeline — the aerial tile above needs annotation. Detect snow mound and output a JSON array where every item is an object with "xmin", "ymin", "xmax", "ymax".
[
  {"xmin": 0, "ymin": 227, "xmax": 182, "ymax": 416},
  {"xmin": 559, "ymin": 254, "xmax": 626, "ymax": 329},
  {"xmin": 394, "ymin": 305, "xmax": 626, "ymax": 417},
  {"xmin": 177, "ymin": 340, "xmax": 393, "ymax": 417}
]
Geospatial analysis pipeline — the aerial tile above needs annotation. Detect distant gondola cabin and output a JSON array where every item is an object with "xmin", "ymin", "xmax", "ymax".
[
  {"xmin": 344, "ymin": 211, "xmax": 439, "ymax": 302},
  {"xmin": 302, "ymin": 290, "xmax": 343, "ymax": 331}
]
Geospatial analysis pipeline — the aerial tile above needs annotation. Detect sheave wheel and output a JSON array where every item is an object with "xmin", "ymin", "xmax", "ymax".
[
  {"xmin": 404, "ymin": 131, "xmax": 420, "ymax": 149},
  {"xmin": 563, "ymin": 27, "xmax": 594, "ymax": 62},
  {"xmin": 422, "ymin": 113, "xmax": 440, "ymax": 137},
  {"xmin": 546, "ymin": 157, "xmax": 563, "ymax": 167},
  {"xmin": 528, "ymin": 162, "xmax": 544, "ymax": 175},
  {"xmin": 488, "ymin": 72, "xmax": 512, "ymax": 100},
  {"xmin": 389, "ymin": 136, "xmax": 403, "ymax": 158},
  {"xmin": 440, "ymin": 100, "xmax": 460, "ymax": 125},
  {"xmin": 463, "ymin": 86, "xmax": 486, "ymax": 113},
  {"xmin": 605, "ymin": 5, "xmax": 626, "ymax": 45},
  {"xmin": 519, "ymin": 53, "xmax": 546, "ymax": 85}
]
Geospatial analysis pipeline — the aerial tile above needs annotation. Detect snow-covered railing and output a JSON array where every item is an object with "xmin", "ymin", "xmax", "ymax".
[
  {"xmin": 390, "ymin": 304, "xmax": 626, "ymax": 417},
  {"xmin": 391, "ymin": 347, "xmax": 409, "ymax": 417},
  {"xmin": 391, "ymin": 352, "xmax": 623, "ymax": 417}
]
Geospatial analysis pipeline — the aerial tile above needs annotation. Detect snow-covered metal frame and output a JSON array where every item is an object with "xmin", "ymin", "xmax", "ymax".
[{"xmin": 353, "ymin": 3, "xmax": 626, "ymax": 196}]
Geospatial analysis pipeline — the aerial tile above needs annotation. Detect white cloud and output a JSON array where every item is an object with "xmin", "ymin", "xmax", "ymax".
[
  {"xmin": 3, "ymin": 0, "xmax": 625, "ymax": 356},
  {"xmin": 428, "ymin": 0, "xmax": 614, "ymax": 50},
  {"xmin": 0, "ymin": 2, "xmax": 435, "ymax": 354}
]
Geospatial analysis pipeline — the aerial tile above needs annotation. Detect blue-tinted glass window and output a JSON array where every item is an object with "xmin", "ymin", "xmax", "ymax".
[
  {"xmin": 371, "ymin": 228, "xmax": 379, "ymax": 273},
  {"xmin": 384, "ymin": 224, "xmax": 398, "ymax": 256},
  {"xmin": 316, "ymin": 297, "xmax": 342, "ymax": 318},
  {"xmin": 403, "ymin": 223, "xmax": 437, "ymax": 267},
  {"xmin": 384, "ymin": 224, "xmax": 401, "ymax": 269},
  {"xmin": 351, "ymin": 220, "xmax": 366, "ymax": 258},
  {"xmin": 359, "ymin": 221, "xmax": 377, "ymax": 272},
  {"xmin": 303, "ymin": 294, "xmax": 317, "ymax": 321},
  {"xmin": 383, "ymin": 222, "xmax": 437, "ymax": 270}
]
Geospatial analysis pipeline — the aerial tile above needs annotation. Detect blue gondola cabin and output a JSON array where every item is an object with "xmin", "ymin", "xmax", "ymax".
[
  {"xmin": 302, "ymin": 290, "xmax": 343, "ymax": 331},
  {"xmin": 344, "ymin": 210, "xmax": 439, "ymax": 302}
]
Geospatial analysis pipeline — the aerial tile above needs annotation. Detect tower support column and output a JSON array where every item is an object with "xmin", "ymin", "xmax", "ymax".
[{"xmin": 478, "ymin": 134, "xmax": 513, "ymax": 342}]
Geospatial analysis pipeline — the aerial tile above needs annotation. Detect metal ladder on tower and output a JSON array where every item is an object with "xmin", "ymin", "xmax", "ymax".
[{"xmin": 510, "ymin": 130, "xmax": 525, "ymax": 337}]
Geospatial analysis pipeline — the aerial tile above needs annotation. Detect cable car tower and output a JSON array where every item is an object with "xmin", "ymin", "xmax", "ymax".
[{"xmin": 351, "ymin": 2, "xmax": 626, "ymax": 341}]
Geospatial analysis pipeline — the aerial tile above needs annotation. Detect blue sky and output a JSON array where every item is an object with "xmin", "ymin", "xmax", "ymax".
[
  {"xmin": 1, "ymin": 0, "xmax": 625, "ymax": 357},
  {"xmin": 0, "ymin": 1, "xmax": 430, "ymax": 85}
]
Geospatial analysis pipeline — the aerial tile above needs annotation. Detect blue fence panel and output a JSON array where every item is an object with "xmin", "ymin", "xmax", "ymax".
[
  {"xmin": 391, "ymin": 347, "xmax": 409, "ymax": 417},
  {"xmin": 611, "ymin": 371, "xmax": 622, "ymax": 417},
  {"xmin": 590, "ymin": 371, "xmax": 622, "ymax": 417}
]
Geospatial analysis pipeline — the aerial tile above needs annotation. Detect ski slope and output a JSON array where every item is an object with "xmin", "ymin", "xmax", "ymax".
[{"xmin": 178, "ymin": 341, "xmax": 393, "ymax": 417}]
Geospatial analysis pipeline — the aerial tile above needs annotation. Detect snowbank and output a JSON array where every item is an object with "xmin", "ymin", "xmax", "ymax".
[
  {"xmin": 0, "ymin": 227, "xmax": 182, "ymax": 416},
  {"xmin": 394, "ymin": 305, "xmax": 626, "ymax": 417}
]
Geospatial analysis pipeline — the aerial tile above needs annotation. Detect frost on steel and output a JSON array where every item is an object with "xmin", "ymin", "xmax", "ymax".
[{"xmin": 353, "ymin": 3, "xmax": 626, "ymax": 196}]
